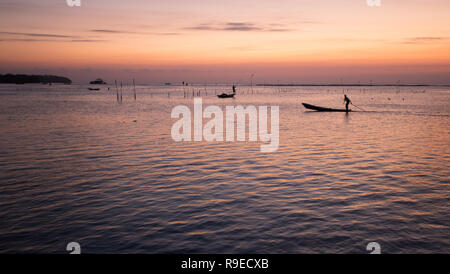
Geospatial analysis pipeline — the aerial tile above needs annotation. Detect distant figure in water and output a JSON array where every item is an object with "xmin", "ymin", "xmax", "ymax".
[
  {"xmin": 217, "ymin": 85, "xmax": 236, "ymax": 98},
  {"xmin": 344, "ymin": 94, "xmax": 351, "ymax": 112}
]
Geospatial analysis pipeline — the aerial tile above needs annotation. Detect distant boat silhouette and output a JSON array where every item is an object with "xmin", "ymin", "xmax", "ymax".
[
  {"xmin": 88, "ymin": 87, "xmax": 100, "ymax": 91},
  {"xmin": 217, "ymin": 93, "xmax": 235, "ymax": 98},
  {"xmin": 217, "ymin": 85, "xmax": 236, "ymax": 98},
  {"xmin": 90, "ymin": 78, "xmax": 107, "ymax": 85},
  {"xmin": 302, "ymin": 103, "xmax": 351, "ymax": 112}
]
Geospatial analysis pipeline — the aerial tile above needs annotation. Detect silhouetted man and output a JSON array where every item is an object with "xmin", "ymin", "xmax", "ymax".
[{"xmin": 344, "ymin": 94, "xmax": 351, "ymax": 112}]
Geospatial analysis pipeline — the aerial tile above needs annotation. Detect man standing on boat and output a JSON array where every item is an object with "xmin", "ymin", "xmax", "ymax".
[{"xmin": 344, "ymin": 94, "xmax": 351, "ymax": 112}]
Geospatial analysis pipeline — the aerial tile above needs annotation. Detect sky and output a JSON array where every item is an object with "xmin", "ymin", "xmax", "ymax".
[{"xmin": 0, "ymin": 0, "xmax": 449, "ymax": 84}]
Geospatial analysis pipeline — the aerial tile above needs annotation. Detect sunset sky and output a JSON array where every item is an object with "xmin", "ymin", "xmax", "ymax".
[{"xmin": 0, "ymin": 0, "xmax": 449, "ymax": 84}]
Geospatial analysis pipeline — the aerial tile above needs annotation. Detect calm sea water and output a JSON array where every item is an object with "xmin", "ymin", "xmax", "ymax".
[{"xmin": 0, "ymin": 84, "xmax": 449, "ymax": 253}]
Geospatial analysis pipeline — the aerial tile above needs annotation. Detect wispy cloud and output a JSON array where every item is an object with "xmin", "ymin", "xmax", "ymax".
[
  {"xmin": 411, "ymin": 37, "xmax": 444, "ymax": 41},
  {"xmin": 0, "ymin": 31, "xmax": 76, "ymax": 38},
  {"xmin": 71, "ymin": 39, "xmax": 108, "ymax": 43},
  {"xmin": 90, "ymin": 29, "xmax": 130, "ymax": 34},
  {"xmin": 0, "ymin": 31, "xmax": 102, "ymax": 43},
  {"xmin": 0, "ymin": 35, "xmax": 107, "ymax": 43},
  {"xmin": 222, "ymin": 22, "xmax": 263, "ymax": 31},
  {"xmin": 0, "ymin": 28, "xmax": 180, "ymax": 43},
  {"xmin": 89, "ymin": 29, "xmax": 181, "ymax": 36},
  {"xmin": 157, "ymin": 32, "xmax": 181, "ymax": 36},
  {"xmin": 185, "ymin": 22, "xmax": 292, "ymax": 32},
  {"xmin": 401, "ymin": 37, "xmax": 447, "ymax": 44},
  {"xmin": 0, "ymin": 38, "xmax": 48, "ymax": 42}
]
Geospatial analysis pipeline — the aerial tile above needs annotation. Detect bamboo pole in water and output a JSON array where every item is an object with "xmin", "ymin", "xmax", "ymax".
[
  {"xmin": 133, "ymin": 78, "xmax": 136, "ymax": 101},
  {"xmin": 115, "ymin": 80, "xmax": 119, "ymax": 102},
  {"xmin": 120, "ymin": 81, "xmax": 123, "ymax": 102}
]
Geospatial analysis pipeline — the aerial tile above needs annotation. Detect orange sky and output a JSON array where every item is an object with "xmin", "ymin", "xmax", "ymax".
[{"xmin": 0, "ymin": 0, "xmax": 449, "ymax": 84}]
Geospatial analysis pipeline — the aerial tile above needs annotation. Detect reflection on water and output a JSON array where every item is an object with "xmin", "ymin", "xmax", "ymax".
[{"xmin": 0, "ymin": 84, "xmax": 449, "ymax": 253}]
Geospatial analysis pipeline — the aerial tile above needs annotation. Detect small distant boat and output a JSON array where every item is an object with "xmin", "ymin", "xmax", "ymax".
[
  {"xmin": 218, "ymin": 85, "xmax": 237, "ymax": 98},
  {"xmin": 88, "ymin": 87, "xmax": 100, "ymax": 91},
  {"xmin": 90, "ymin": 78, "xmax": 107, "ymax": 85},
  {"xmin": 217, "ymin": 93, "xmax": 235, "ymax": 98},
  {"xmin": 302, "ymin": 103, "xmax": 351, "ymax": 112}
]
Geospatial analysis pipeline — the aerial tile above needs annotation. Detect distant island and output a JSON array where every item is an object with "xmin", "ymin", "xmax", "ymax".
[{"xmin": 0, "ymin": 74, "xmax": 72, "ymax": 85}]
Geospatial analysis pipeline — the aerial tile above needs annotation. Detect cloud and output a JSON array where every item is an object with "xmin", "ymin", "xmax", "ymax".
[
  {"xmin": 185, "ymin": 22, "xmax": 292, "ymax": 32},
  {"xmin": 0, "ymin": 38, "xmax": 48, "ymax": 42},
  {"xmin": 89, "ymin": 29, "xmax": 181, "ymax": 36},
  {"xmin": 0, "ymin": 31, "xmax": 76, "ymax": 38},
  {"xmin": 157, "ymin": 32, "xmax": 181, "ymax": 36},
  {"xmin": 0, "ymin": 28, "xmax": 181, "ymax": 43},
  {"xmin": 185, "ymin": 24, "xmax": 215, "ymax": 31},
  {"xmin": 0, "ymin": 37, "xmax": 107, "ymax": 43},
  {"xmin": 222, "ymin": 22, "xmax": 263, "ymax": 31},
  {"xmin": 402, "ymin": 37, "xmax": 446, "ymax": 44},
  {"xmin": 0, "ymin": 31, "xmax": 110, "ymax": 43},
  {"xmin": 71, "ymin": 39, "xmax": 108, "ymax": 43},
  {"xmin": 90, "ymin": 29, "xmax": 128, "ymax": 34},
  {"xmin": 410, "ymin": 37, "xmax": 444, "ymax": 41}
]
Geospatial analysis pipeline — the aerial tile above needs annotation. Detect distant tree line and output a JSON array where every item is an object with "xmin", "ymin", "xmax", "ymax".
[{"xmin": 0, "ymin": 74, "xmax": 72, "ymax": 84}]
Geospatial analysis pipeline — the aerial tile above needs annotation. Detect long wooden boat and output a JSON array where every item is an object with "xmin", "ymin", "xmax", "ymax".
[
  {"xmin": 302, "ymin": 103, "xmax": 351, "ymax": 112},
  {"xmin": 217, "ymin": 93, "xmax": 235, "ymax": 98}
]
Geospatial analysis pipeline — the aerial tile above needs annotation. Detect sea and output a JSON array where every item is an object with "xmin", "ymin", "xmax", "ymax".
[{"xmin": 0, "ymin": 83, "xmax": 448, "ymax": 253}]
